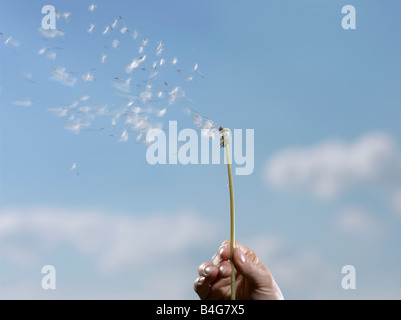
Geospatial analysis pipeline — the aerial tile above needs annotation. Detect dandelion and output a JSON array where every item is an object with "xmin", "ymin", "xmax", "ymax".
[{"xmin": 219, "ymin": 126, "xmax": 236, "ymax": 300}]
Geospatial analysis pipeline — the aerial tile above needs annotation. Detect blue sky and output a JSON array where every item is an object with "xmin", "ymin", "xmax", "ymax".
[{"xmin": 1, "ymin": 0, "xmax": 401, "ymax": 299}]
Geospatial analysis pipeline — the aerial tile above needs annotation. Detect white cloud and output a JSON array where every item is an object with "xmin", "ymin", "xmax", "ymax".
[
  {"xmin": 265, "ymin": 133, "xmax": 401, "ymax": 199},
  {"xmin": 1, "ymin": 207, "xmax": 399, "ymax": 299},
  {"xmin": 0, "ymin": 207, "xmax": 217, "ymax": 273},
  {"xmin": 334, "ymin": 207, "xmax": 386, "ymax": 241}
]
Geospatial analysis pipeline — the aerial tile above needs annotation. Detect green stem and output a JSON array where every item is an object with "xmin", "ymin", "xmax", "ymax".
[{"xmin": 225, "ymin": 143, "xmax": 236, "ymax": 300}]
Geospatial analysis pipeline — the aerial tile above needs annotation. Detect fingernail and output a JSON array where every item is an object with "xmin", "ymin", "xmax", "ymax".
[
  {"xmin": 203, "ymin": 266, "xmax": 213, "ymax": 276},
  {"xmin": 198, "ymin": 276, "xmax": 205, "ymax": 285},
  {"xmin": 218, "ymin": 246, "xmax": 226, "ymax": 256},
  {"xmin": 219, "ymin": 264, "xmax": 228, "ymax": 276}
]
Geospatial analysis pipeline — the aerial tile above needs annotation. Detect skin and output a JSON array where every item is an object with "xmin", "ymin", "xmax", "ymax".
[{"xmin": 194, "ymin": 240, "xmax": 284, "ymax": 300}]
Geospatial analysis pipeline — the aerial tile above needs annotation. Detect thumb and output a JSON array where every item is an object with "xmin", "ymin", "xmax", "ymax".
[{"xmin": 232, "ymin": 244, "xmax": 274, "ymax": 288}]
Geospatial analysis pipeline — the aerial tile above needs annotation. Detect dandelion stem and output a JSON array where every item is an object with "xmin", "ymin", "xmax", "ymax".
[{"xmin": 224, "ymin": 137, "xmax": 236, "ymax": 300}]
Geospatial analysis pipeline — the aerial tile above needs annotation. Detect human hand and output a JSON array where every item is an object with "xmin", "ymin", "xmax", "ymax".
[{"xmin": 194, "ymin": 240, "xmax": 283, "ymax": 300}]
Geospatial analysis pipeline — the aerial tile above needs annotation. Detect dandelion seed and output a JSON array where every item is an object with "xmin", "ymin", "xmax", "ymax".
[
  {"xmin": 12, "ymin": 98, "xmax": 33, "ymax": 107},
  {"xmin": 138, "ymin": 46, "xmax": 144, "ymax": 54},
  {"xmin": 119, "ymin": 129, "xmax": 128, "ymax": 142},
  {"xmin": 156, "ymin": 41, "xmax": 164, "ymax": 56},
  {"xmin": 88, "ymin": 23, "xmax": 95, "ymax": 33},
  {"xmin": 82, "ymin": 72, "xmax": 95, "ymax": 82},
  {"xmin": 126, "ymin": 100, "xmax": 134, "ymax": 107},
  {"xmin": 102, "ymin": 25, "xmax": 111, "ymax": 35},
  {"xmin": 159, "ymin": 58, "xmax": 166, "ymax": 67},
  {"xmin": 157, "ymin": 107, "xmax": 167, "ymax": 117},
  {"xmin": 125, "ymin": 55, "xmax": 146, "ymax": 73},
  {"xmin": 101, "ymin": 53, "xmax": 107, "ymax": 64},
  {"xmin": 48, "ymin": 106, "xmax": 69, "ymax": 117},
  {"xmin": 79, "ymin": 95, "xmax": 90, "ymax": 102},
  {"xmin": 62, "ymin": 12, "xmax": 71, "ymax": 20},
  {"xmin": 120, "ymin": 26, "xmax": 128, "ymax": 34},
  {"xmin": 136, "ymin": 133, "xmax": 143, "ymax": 142},
  {"xmin": 65, "ymin": 121, "xmax": 89, "ymax": 133},
  {"xmin": 132, "ymin": 30, "xmax": 138, "ymax": 40},
  {"xmin": 38, "ymin": 28, "xmax": 65, "ymax": 39},
  {"xmin": 111, "ymin": 19, "xmax": 118, "ymax": 29},
  {"xmin": 89, "ymin": 1, "xmax": 97, "ymax": 12},
  {"xmin": 50, "ymin": 67, "xmax": 77, "ymax": 87},
  {"xmin": 157, "ymin": 91, "xmax": 164, "ymax": 98},
  {"xmin": 4, "ymin": 37, "xmax": 20, "ymax": 47},
  {"xmin": 111, "ymin": 39, "xmax": 119, "ymax": 48},
  {"xmin": 142, "ymin": 38, "xmax": 148, "ymax": 46},
  {"xmin": 38, "ymin": 47, "xmax": 47, "ymax": 55},
  {"xmin": 149, "ymin": 71, "xmax": 158, "ymax": 79},
  {"xmin": 186, "ymin": 76, "xmax": 193, "ymax": 82},
  {"xmin": 78, "ymin": 106, "xmax": 91, "ymax": 113},
  {"xmin": 192, "ymin": 63, "xmax": 199, "ymax": 72},
  {"xmin": 139, "ymin": 90, "xmax": 152, "ymax": 104},
  {"xmin": 20, "ymin": 72, "xmax": 38, "ymax": 84},
  {"xmin": 70, "ymin": 162, "xmax": 76, "ymax": 171},
  {"xmin": 46, "ymin": 51, "xmax": 56, "ymax": 60},
  {"xmin": 171, "ymin": 57, "xmax": 178, "ymax": 65}
]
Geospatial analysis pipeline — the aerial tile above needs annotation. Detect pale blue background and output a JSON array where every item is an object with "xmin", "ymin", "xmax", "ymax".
[{"xmin": 1, "ymin": 0, "xmax": 400, "ymax": 299}]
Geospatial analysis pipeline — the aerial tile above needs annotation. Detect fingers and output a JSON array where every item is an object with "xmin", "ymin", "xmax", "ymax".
[
  {"xmin": 217, "ymin": 240, "xmax": 275, "ymax": 289},
  {"xmin": 194, "ymin": 262, "xmax": 218, "ymax": 300},
  {"xmin": 232, "ymin": 243, "xmax": 275, "ymax": 290}
]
